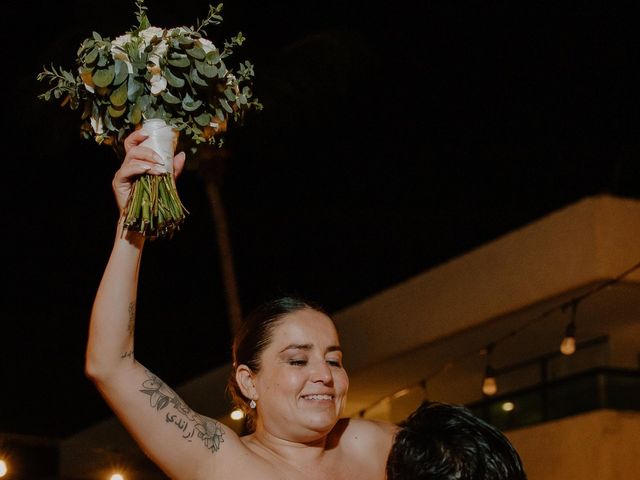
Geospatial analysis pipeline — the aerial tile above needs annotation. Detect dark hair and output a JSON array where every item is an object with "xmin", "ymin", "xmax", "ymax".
[
  {"xmin": 227, "ymin": 296, "xmax": 329, "ymax": 431},
  {"xmin": 387, "ymin": 401, "xmax": 527, "ymax": 480}
]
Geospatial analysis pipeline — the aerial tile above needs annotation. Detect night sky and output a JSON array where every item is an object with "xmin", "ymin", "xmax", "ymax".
[{"xmin": 2, "ymin": 1, "xmax": 639, "ymax": 439}]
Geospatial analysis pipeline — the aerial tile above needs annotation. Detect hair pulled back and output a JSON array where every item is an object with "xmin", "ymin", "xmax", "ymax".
[{"xmin": 227, "ymin": 296, "xmax": 328, "ymax": 431}]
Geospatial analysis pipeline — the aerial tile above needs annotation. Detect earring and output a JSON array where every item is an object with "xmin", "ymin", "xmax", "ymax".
[{"xmin": 249, "ymin": 399, "xmax": 256, "ymax": 409}]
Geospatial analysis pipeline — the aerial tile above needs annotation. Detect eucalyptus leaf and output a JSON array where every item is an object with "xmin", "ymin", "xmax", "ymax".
[
  {"xmin": 224, "ymin": 88, "xmax": 236, "ymax": 101},
  {"xmin": 92, "ymin": 31, "xmax": 102, "ymax": 41},
  {"xmin": 220, "ymin": 98, "xmax": 233, "ymax": 113},
  {"xmin": 161, "ymin": 90, "xmax": 181, "ymax": 104},
  {"xmin": 165, "ymin": 68, "xmax": 185, "ymax": 88},
  {"xmin": 168, "ymin": 56, "xmax": 191, "ymax": 68},
  {"xmin": 97, "ymin": 52, "xmax": 109, "ymax": 68},
  {"xmin": 127, "ymin": 75, "xmax": 143, "ymax": 101},
  {"xmin": 84, "ymin": 48, "xmax": 99, "ymax": 65},
  {"xmin": 129, "ymin": 105, "xmax": 142, "ymax": 124},
  {"xmin": 93, "ymin": 66, "xmax": 115, "ymax": 88},
  {"xmin": 196, "ymin": 61, "xmax": 217, "ymax": 78},
  {"xmin": 194, "ymin": 112, "xmax": 211, "ymax": 126},
  {"xmin": 186, "ymin": 47, "xmax": 205, "ymax": 60},
  {"xmin": 108, "ymin": 103, "xmax": 127, "ymax": 118},
  {"xmin": 190, "ymin": 69, "xmax": 208, "ymax": 87},
  {"xmin": 114, "ymin": 60, "xmax": 129, "ymax": 85},
  {"xmin": 182, "ymin": 96, "xmax": 203, "ymax": 112},
  {"xmin": 110, "ymin": 81, "xmax": 128, "ymax": 107}
]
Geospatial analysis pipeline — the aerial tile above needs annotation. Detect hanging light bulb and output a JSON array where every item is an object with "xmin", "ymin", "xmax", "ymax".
[
  {"xmin": 230, "ymin": 409, "xmax": 244, "ymax": 421},
  {"xmin": 560, "ymin": 300, "xmax": 578, "ymax": 356},
  {"xmin": 482, "ymin": 365, "xmax": 498, "ymax": 396},
  {"xmin": 0, "ymin": 459, "xmax": 8, "ymax": 478}
]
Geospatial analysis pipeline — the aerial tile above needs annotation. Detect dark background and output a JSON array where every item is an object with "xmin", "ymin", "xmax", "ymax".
[{"xmin": 2, "ymin": 1, "xmax": 639, "ymax": 439}]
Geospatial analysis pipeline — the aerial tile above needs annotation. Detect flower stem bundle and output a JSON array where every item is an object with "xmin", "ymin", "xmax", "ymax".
[{"xmin": 123, "ymin": 173, "xmax": 188, "ymax": 239}]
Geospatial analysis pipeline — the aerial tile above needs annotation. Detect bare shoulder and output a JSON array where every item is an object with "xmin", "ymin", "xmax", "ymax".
[{"xmin": 332, "ymin": 417, "xmax": 398, "ymax": 452}]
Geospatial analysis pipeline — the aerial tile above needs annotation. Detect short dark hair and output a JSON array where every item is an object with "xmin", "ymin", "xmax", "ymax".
[
  {"xmin": 387, "ymin": 401, "xmax": 527, "ymax": 480},
  {"xmin": 227, "ymin": 296, "xmax": 329, "ymax": 431}
]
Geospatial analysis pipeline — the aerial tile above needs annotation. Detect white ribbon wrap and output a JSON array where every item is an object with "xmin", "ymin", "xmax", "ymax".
[{"xmin": 139, "ymin": 119, "xmax": 179, "ymax": 173}]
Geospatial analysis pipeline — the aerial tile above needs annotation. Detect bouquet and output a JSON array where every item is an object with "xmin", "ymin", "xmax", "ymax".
[{"xmin": 37, "ymin": 0, "xmax": 261, "ymax": 239}]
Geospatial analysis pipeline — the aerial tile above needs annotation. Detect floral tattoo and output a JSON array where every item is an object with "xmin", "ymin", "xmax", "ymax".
[{"xmin": 139, "ymin": 370, "xmax": 224, "ymax": 452}]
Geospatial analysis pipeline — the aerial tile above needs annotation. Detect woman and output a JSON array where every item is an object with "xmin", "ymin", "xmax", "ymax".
[{"xmin": 85, "ymin": 130, "xmax": 397, "ymax": 479}]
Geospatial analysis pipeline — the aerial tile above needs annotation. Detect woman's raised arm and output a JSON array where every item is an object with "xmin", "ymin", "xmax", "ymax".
[{"xmin": 84, "ymin": 132, "xmax": 247, "ymax": 479}]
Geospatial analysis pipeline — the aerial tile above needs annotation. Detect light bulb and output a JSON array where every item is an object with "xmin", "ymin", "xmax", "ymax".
[
  {"xmin": 230, "ymin": 409, "xmax": 244, "ymax": 421},
  {"xmin": 560, "ymin": 335, "xmax": 576, "ymax": 355},
  {"xmin": 0, "ymin": 459, "xmax": 7, "ymax": 478},
  {"xmin": 110, "ymin": 473, "xmax": 124, "ymax": 480},
  {"xmin": 501, "ymin": 401, "xmax": 515, "ymax": 412},
  {"xmin": 482, "ymin": 374, "xmax": 497, "ymax": 396}
]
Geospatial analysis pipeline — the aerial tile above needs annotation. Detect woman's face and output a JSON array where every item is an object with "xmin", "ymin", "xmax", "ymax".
[{"xmin": 252, "ymin": 308, "xmax": 349, "ymax": 441}]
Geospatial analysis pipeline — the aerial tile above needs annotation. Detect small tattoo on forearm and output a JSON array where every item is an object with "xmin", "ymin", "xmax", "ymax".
[
  {"xmin": 139, "ymin": 370, "xmax": 224, "ymax": 452},
  {"xmin": 127, "ymin": 302, "xmax": 136, "ymax": 335}
]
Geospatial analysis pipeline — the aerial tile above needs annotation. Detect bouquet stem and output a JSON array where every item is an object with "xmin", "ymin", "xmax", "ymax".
[
  {"xmin": 121, "ymin": 119, "xmax": 188, "ymax": 239},
  {"xmin": 122, "ymin": 173, "xmax": 188, "ymax": 239}
]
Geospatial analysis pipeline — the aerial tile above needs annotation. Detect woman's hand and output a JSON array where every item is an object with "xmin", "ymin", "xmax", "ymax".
[{"xmin": 112, "ymin": 130, "xmax": 186, "ymax": 213}]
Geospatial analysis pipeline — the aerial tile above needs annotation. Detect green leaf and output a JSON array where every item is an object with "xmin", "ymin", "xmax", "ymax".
[
  {"xmin": 194, "ymin": 112, "xmax": 211, "ymax": 126},
  {"xmin": 129, "ymin": 105, "xmax": 142, "ymax": 124},
  {"xmin": 220, "ymin": 98, "xmax": 233, "ymax": 113},
  {"xmin": 196, "ymin": 60, "xmax": 217, "ymax": 78},
  {"xmin": 205, "ymin": 51, "xmax": 221, "ymax": 64},
  {"xmin": 62, "ymin": 70, "xmax": 76, "ymax": 83},
  {"xmin": 224, "ymin": 87, "xmax": 236, "ymax": 102},
  {"xmin": 185, "ymin": 47, "xmax": 205, "ymax": 60},
  {"xmin": 161, "ymin": 90, "xmax": 181, "ymax": 104},
  {"xmin": 109, "ymin": 81, "xmax": 128, "ymax": 107},
  {"xmin": 84, "ymin": 48, "xmax": 99, "ymax": 65},
  {"xmin": 97, "ymin": 51, "xmax": 109, "ymax": 68},
  {"xmin": 108, "ymin": 103, "xmax": 127, "ymax": 118},
  {"xmin": 93, "ymin": 66, "xmax": 115, "ymax": 88},
  {"xmin": 92, "ymin": 31, "xmax": 102, "ymax": 41},
  {"xmin": 127, "ymin": 75, "xmax": 143, "ymax": 101},
  {"xmin": 182, "ymin": 94, "xmax": 202, "ymax": 112},
  {"xmin": 165, "ymin": 68, "xmax": 185, "ymax": 88},
  {"xmin": 168, "ymin": 56, "xmax": 191, "ymax": 68},
  {"xmin": 190, "ymin": 68, "xmax": 208, "ymax": 87},
  {"xmin": 114, "ymin": 60, "xmax": 129, "ymax": 85},
  {"xmin": 215, "ymin": 108, "xmax": 225, "ymax": 121}
]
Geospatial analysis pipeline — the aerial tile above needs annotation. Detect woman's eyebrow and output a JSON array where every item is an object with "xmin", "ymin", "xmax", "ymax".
[
  {"xmin": 279, "ymin": 344, "xmax": 342, "ymax": 353},
  {"xmin": 280, "ymin": 344, "xmax": 312, "ymax": 353}
]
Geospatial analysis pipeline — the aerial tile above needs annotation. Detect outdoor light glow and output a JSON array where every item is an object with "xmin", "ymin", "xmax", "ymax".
[
  {"xmin": 502, "ymin": 401, "xmax": 515, "ymax": 412},
  {"xmin": 0, "ymin": 460, "xmax": 7, "ymax": 477},
  {"xmin": 230, "ymin": 409, "xmax": 244, "ymax": 421},
  {"xmin": 482, "ymin": 376, "xmax": 497, "ymax": 396},
  {"xmin": 110, "ymin": 473, "xmax": 124, "ymax": 480},
  {"xmin": 560, "ymin": 335, "xmax": 576, "ymax": 356}
]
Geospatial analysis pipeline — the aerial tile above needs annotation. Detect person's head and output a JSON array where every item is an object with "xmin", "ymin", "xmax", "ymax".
[
  {"xmin": 387, "ymin": 401, "xmax": 527, "ymax": 480},
  {"xmin": 228, "ymin": 296, "xmax": 349, "ymax": 440}
]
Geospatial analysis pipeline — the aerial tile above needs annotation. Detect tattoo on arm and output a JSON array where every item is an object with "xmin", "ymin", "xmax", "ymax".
[
  {"xmin": 121, "ymin": 350, "xmax": 134, "ymax": 359},
  {"xmin": 127, "ymin": 302, "xmax": 136, "ymax": 335},
  {"xmin": 139, "ymin": 370, "xmax": 225, "ymax": 453}
]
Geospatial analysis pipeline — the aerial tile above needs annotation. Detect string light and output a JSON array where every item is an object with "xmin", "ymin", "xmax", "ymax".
[
  {"xmin": 501, "ymin": 401, "xmax": 515, "ymax": 412},
  {"xmin": 0, "ymin": 460, "xmax": 7, "ymax": 478},
  {"xmin": 354, "ymin": 260, "xmax": 640, "ymax": 418},
  {"xmin": 560, "ymin": 300, "xmax": 578, "ymax": 356},
  {"xmin": 230, "ymin": 409, "xmax": 244, "ymax": 421},
  {"xmin": 481, "ymin": 344, "xmax": 498, "ymax": 396},
  {"xmin": 110, "ymin": 473, "xmax": 125, "ymax": 480}
]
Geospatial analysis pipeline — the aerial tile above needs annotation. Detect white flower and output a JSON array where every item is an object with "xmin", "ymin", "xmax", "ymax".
[
  {"xmin": 90, "ymin": 115, "xmax": 104, "ymax": 135},
  {"xmin": 147, "ymin": 39, "xmax": 168, "ymax": 74},
  {"xmin": 150, "ymin": 74, "xmax": 167, "ymax": 95},
  {"xmin": 198, "ymin": 38, "xmax": 217, "ymax": 54},
  {"xmin": 140, "ymin": 27, "xmax": 165, "ymax": 46}
]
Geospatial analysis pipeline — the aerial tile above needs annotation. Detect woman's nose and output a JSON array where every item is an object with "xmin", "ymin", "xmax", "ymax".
[{"xmin": 310, "ymin": 360, "xmax": 333, "ymax": 384}]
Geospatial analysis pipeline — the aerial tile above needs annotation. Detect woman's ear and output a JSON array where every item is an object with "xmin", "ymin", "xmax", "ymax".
[{"xmin": 235, "ymin": 364, "xmax": 258, "ymax": 400}]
